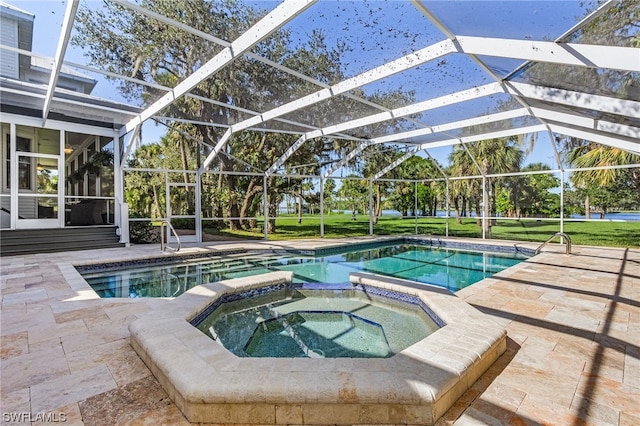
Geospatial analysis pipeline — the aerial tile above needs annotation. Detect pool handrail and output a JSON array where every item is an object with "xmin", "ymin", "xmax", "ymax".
[
  {"xmin": 159, "ymin": 219, "xmax": 181, "ymax": 253},
  {"xmin": 535, "ymin": 232, "xmax": 571, "ymax": 255}
]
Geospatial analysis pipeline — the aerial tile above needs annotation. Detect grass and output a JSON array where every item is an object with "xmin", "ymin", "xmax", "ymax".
[{"xmin": 203, "ymin": 214, "xmax": 640, "ymax": 248}]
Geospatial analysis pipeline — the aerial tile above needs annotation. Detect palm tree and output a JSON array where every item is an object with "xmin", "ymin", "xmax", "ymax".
[
  {"xmin": 567, "ymin": 143, "xmax": 640, "ymax": 219},
  {"xmin": 450, "ymin": 138, "xmax": 524, "ymax": 229},
  {"xmin": 448, "ymin": 147, "xmax": 480, "ymax": 224}
]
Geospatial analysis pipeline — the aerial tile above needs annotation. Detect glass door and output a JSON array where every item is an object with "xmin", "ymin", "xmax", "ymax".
[
  {"xmin": 16, "ymin": 152, "xmax": 62, "ymax": 229},
  {"xmin": 9, "ymin": 126, "xmax": 64, "ymax": 229}
]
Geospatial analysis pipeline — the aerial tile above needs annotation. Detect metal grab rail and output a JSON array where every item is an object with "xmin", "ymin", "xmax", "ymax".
[
  {"xmin": 159, "ymin": 219, "xmax": 181, "ymax": 252},
  {"xmin": 163, "ymin": 272, "xmax": 181, "ymax": 297},
  {"xmin": 535, "ymin": 232, "xmax": 572, "ymax": 255}
]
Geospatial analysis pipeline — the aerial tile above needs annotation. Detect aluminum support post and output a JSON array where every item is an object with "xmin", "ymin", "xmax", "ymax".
[
  {"xmin": 263, "ymin": 174, "xmax": 269, "ymax": 241},
  {"xmin": 320, "ymin": 177, "xmax": 324, "ymax": 238},
  {"xmin": 414, "ymin": 181, "xmax": 418, "ymax": 235},
  {"xmin": 445, "ymin": 180, "xmax": 450, "ymax": 237},
  {"xmin": 196, "ymin": 170, "xmax": 202, "ymax": 243},
  {"xmin": 369, "ymin": 180, "xmax": 374, "ymax": 236}
]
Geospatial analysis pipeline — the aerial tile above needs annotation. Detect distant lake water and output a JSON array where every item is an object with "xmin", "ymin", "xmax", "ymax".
[
  {"xmin": 336, "ymin": 210, "xmax": 639, "ymax": 221},
  {"xmin": 570, "ymin": 212, "xmax": 640, "ymax": 221},
  {"xmin": 380, "ymin": 210, "xmax": 640, "ymax": 221}
]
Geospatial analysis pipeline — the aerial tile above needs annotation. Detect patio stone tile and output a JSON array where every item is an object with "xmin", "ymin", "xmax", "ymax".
[
  {"xmin": 1, "ymin": 302, "xmax": 53, "ymax": 332},
  {"xmin": 519, "ymin": 341, "xmax": 587, "ymax": 379},
  {"xmin": 555, "ymin": 294, "xmax": 609, "ymax": 312},
  {"xmin": 613, "ymin": 302, "xmax": 640, "ymax": 322},
  {"xmin": 65, "ymin": 339, "xmax": 150, "ymax": 387},
  {"xmin": 77, "ymin": 376, "xmax": 174, "ymax": 426},
  {"xmin": 574, "ymin": 373, "xmax": 640, "ymax": 414},
  {"xmin": 568, "ymin": 394, "xmax": 622, "ymax": 426},
  {"xmin": 503, "ymin": 317, "xmax": 566, "ymax": 341},
  {"xmin": 463, "ymin": 297, "xmax": 512, "ymax": 315},
  {"xmin": 620, "ymin": 410, "xmax": 640, "ymax": 426},
  {"xmin": 29, "ymin": 336, "xmax": 63, "ymax": 353},
  {"xmin": 515, "ymin": 397, "xmax": 579, "ymax": 426},
  {"xmin": 102, "ymin": 303, "xmax": 157, "ymax": 322},
  {"xmin": 54, "ymin": 306, "xmax": 109, "ymax": 323},
  {"xmin": 453, "ymin": 403, "xmax": 516, "ymax": 426},
  {"xmin": 552, "ymin": 334, "xmax": 598, "ymax": 358},
  {"xmin": 491, "ymin": 364, "xmax": 578, "ymax": 408},
  {"xmin": 0, "ymin": 300, "xmax": 26, "ymax": 315},
  {"xmin": 0, "ymin": 388, "xmax": 31, "ymax": 418},
  {"xmin": 82, "ymin": 311, "xmax": 136, "ymax": 330},
  {"xmin": 25, "ymin": 279, "xmax": 62, "ymax": 292},
  {"xmin": 0, "ymin": 331, "xmax": 28, "ymax": 359},
  {"xmin": 1, "ymin": 312, "xmax": 43, "ymax": 336},
  {"xmin": 30, "ymin": 365, "xmax": 117, "ymax": 413},
  {"xmin": 2, "ymin": 288, "xmax": 48, "ymax": 305},
  {"xmin": 623, "ymin": 345, "xmax": 640, "ymax": 388},
  {"xmin": 605, "ymin": 317, "xmax": 638, "ymax": 339},
  {"xmin": 597, "ymin": 318, "xmax": 631, "ymax": 337},
  {"xmin": 120, "ymin": 405, "xmax": 190, "ymax": 426},
  {"xmin": 43, "ymin": 288, "xmax": 78, "ymax": 300},
  {"xmin": 60, "ymin": 322, "xmax": 130, "ymax": 353},
  {"xmin": 28, "ymin": 319, "xmax": 88, "ymax": 345},
  {"xmin": 0, "ymin": 268, "xmax": 26, "ymax": 281},
  {"xmin": 491, "ymin": 287, "xmax": 545, "ymax": 302},
  {"xmin": 79, "ymin": 311, "xmax": 113, "ymax": 328},
  {"xmin": 0, "ymin": 345, "xmax": 69, "ymax": 390},
  {"xmin": 0, "ymin": 281, "xmax": 26, "ymax": 294},
  {"xmin": 3, "ymin": 273, "xmax": 42, "ymax": 287},
  {"xmin": 502, "ymin": 298, "xmax": 555, "ymax": 317},
  {"xmin": 586, "ymin": 346, "xmax": 626, "ymax": 381},
  {"xmin": 544, "ymin": 306, "xmax": 602, "ymax": 333},
  {"xmin": 31, "ymin": 403, "xmax": 83, "ymax": 426},
  {"xmin": 474, "ymin": 381, "xmax": 526, "ymax": 413},
  {"xmin": 594, "ymin": 333, "xmax": 632, "ymax": 354},
  {"xmin": 48, "ymin": 299, "xmax": 106, "ymax": 315}
]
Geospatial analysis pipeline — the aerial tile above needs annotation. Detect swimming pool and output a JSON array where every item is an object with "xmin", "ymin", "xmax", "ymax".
[{"xmin": 80, "ymin": 241, "xmax": 529, "ymax": 298}]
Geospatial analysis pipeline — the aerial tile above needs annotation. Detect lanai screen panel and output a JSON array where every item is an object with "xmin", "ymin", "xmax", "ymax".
[
  {"xmin": 356, "ymin": 53, "xmax": 496, "ymax": 106},
  {"xmin": 417, "ymin": 93, "xmax": 518, "ymax": 129},
  {"xmin": 419, "ymin": 0, "xmax": 595, "ymax": 84},
  {"xmin": 68, "ymin": 0, "xmax": 249, "ymax": 107},
  {"xmin": 5, "ymin": 0, "xmax": 638, "ymax": 168},
  {"xmin": 565, "ymin": 1, "xmax": 639, "ymax": 47},
  {"xmin": 277, "ymin": 0, "xmax": 445, "ymax": 79},
  {"xmin": 424, "ymin": 1, "xmax": 591, "ymax": 40}
]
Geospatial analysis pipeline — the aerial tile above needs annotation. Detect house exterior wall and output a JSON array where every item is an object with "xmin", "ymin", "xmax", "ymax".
[{"xmin": 0, "ymin": 15, "xmax": 19, "ymax": 79}]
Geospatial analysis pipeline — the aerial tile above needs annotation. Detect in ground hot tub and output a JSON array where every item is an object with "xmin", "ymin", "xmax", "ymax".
[
  {"xmin": 191, "ymin": 283, "xmax": 441, "ymax": 359},
  {"xmin": 129, "ymin": 271, "xmax": 507, "ymax": 425}
]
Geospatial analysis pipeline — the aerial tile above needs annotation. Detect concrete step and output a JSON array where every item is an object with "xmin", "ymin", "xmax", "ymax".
[{"xmin": 0, "ymin": 226, "xmax": 124, "ymax": 256}]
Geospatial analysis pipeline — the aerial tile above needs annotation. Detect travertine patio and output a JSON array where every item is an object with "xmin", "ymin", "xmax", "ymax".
[{"xmin": 1, "ymin": 237, "xmax": 638, "ymax": 425}]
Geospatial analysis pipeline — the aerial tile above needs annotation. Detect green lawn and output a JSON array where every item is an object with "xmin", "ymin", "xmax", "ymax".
[{"xmin": 204, "ymin": 214, "xmax": 640, "ymax": 248}]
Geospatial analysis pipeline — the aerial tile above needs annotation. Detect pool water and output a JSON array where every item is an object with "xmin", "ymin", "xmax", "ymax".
[
  {"xmin": 193, "ymin": 285, "xmax": 440, "ymax": 358},
  {"xmin": 82, "ymin": 243, "xmax": 527, "ymax": 298}
]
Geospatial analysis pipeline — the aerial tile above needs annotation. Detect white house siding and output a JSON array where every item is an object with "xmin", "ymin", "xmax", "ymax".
[{"xmin": 0, "ymin": 15, "xmax": 19, "ymax": 79}]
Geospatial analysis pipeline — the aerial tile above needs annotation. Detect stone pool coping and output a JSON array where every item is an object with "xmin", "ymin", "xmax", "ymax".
[{"xmin": 129, "ymin": 270, "xmax": 507, "ymax": 425}]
